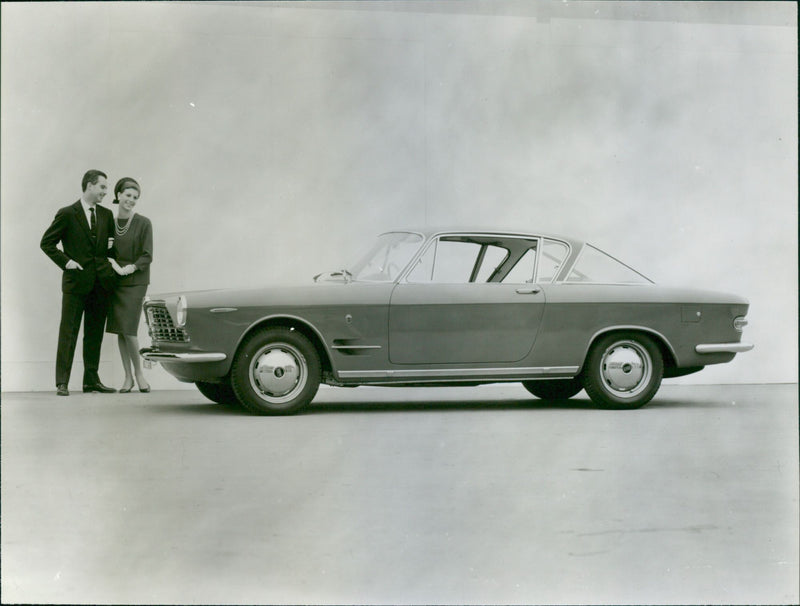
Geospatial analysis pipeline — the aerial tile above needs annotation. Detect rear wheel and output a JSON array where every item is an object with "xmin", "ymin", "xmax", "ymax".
[
  {"xmin": 522, "ymin": 377, "xmax": 583, "ymax": 400},
  {"xmin": 196, "ymin": 381, "xmax": 239, "ymax": 406},
  {"xmin": 231, "ymin": 327, "xmax": 321, "ymax": 415},
  {"xmin": 582, "ymin": 332, "xmax": 663, "ymax": 409}
]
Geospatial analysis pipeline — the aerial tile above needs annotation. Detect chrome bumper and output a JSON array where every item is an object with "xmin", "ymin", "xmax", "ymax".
[
  {"xmin": 139, "ymin": 347, "xmax": 227, "ymax": 363},
  {"xmin": 695, "ymin": 343, "xmax": 754, "ymax": 354}
]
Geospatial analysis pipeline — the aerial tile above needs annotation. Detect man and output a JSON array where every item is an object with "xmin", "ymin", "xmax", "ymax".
[{"xmin": 41, "ymin": 170, "xmax": 118, "ymax": 396}]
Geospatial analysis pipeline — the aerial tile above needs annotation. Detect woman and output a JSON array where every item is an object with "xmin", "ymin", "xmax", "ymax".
[{"xmin": 106, "ymin": 177, "xmax": 153, "ymax": 393}]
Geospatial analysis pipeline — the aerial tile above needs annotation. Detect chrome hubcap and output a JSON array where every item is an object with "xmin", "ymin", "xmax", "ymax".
[
  {"xmin": 600, "ymin": 340, "xmax": 652, "ymax": 398},
  {"xmin": 250, "ymin": 344, "xmax": 307, "ymax": 403}
]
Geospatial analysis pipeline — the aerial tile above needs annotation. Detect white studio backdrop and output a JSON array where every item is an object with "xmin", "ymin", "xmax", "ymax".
[{"xmin": 1, "ymin": 1, "xmax": 797, "ymax": 392}]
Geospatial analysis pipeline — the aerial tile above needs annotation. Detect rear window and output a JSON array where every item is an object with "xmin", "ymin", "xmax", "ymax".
[{"xmin": 566, "ymin": 245, "xmax": 651, "ymax": 284}]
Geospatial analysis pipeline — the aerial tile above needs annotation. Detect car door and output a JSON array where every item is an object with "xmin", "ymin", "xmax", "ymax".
[{"xmin": 388, "ymin": 235, "xmax": 546, "ymax": 365}]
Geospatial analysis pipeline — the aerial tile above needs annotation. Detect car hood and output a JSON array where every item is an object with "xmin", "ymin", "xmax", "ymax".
[{"xmin": 149, "ymin": 281, "xmax": 396, "ymax": 309}]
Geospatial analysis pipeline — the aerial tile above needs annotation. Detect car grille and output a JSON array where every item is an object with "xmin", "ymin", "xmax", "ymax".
[{"xmin": 145, "ymin": 303, "xmax": 189, "ymax": 343}]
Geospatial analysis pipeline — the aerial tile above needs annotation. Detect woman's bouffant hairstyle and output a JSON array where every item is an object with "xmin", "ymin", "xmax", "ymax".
[{"xmin": 113, "ymin": 177, "xmax": 141, "ymax": 204}]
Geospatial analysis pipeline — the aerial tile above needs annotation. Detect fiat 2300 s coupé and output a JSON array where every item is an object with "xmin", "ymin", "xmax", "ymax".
[{"xmin": 140, "ymin": 229, "xmax": 753, "ymax": 415}]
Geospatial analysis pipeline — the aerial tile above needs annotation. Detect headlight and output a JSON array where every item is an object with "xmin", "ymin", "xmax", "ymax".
[
  {"xmin": 176, "ymin": 296, "xmax": 188, "ymax": 327},
  {"xmin": 733, "ymin": 316, "xmax": 748, "ymax": 332}
]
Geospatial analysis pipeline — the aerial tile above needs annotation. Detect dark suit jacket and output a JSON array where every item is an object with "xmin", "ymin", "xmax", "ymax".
[
  {"xmin": 41, "ymin": 200, "xmax": 117, "ymax": 294},
  {"xmin": 113, "ymin": 214, "xmax": 153, "ymax": 287}
]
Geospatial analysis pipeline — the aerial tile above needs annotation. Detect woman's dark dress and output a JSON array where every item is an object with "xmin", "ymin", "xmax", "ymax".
[{"xmin": 106, "ymin": 213, "xmax": 153, "ymax": 336}]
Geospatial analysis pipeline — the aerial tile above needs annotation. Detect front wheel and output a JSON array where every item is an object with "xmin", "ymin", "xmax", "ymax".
[
  {"xmin": 582, "ymin": 332, "xmax": 663, "ymax": 409},
  {"xmin": 231, "ymin": 327, "xmax": 321, "ymax": 415},
  {"xmin": 522, "ymin": 377, "xmax": 583, "ymax": 400}
]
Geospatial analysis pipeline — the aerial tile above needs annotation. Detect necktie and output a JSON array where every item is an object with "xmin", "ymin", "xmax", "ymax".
[{"xmin": 89, "ymin": 207, "xmax": 96, "ymax": 235}]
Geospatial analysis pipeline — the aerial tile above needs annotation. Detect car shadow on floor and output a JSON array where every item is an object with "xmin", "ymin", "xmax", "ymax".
[
  {"xmin": 148, "ymin": 397, "xmax": 598, "ymax": 416},
  {"xmin": 148, "ymin": 401, "xmax": 252, "ymax": 415},
  {"xmin": 306, "ymin": 397, "xmax": 600, "ymax": 414},
  {"xmin": 646, "ymin": 398, "xmax": 736, "ymax": 409},
  {"xmin": 305, "ymin": 396, "xmax": 730, "ymax": 414},
  {"xmin": 149, "ymin": 395, "xmax": 725, "ymax": 416}
]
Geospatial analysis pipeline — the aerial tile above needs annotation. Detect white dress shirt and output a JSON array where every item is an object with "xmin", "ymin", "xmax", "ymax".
[{"xmin": 79, "ymin": 198, "xmax": 97, "ymax": 229}]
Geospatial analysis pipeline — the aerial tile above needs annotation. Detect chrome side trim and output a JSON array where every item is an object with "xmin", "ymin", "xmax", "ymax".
[
  {"xmin": 331, "ymin": 345, "xmax": 382, "ymax": 350},
  {"xmin": 338, "ymin": 366, "xmax": 579, "ymax": 379},
  {"xmin": 210, "ymin": 308, "xmax": 238, "ymax": 313},
  {"xmin": 696, "ymin": 343, "xmax": 754, "ymax": 354},
  {"xmin": 559, "ymin": 281, "xmax": 654, "ymax": 287},
  {"xmin": 140, "ymin": 349, "xmax": 227, "ymax": 363}
]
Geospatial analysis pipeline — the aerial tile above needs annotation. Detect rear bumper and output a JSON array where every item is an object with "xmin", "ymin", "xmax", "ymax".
[
  {"xmin": 695, "ymin": 343, "xmax": 754, "ymax": 354},
  {"xmin": 139, "ymin": 347, "xmax": 227, "ymax": 363}
]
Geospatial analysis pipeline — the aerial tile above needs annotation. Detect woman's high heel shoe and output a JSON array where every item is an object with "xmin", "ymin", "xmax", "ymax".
[
  {"xmin": 120, "ymin": 382, "xmax": 134, "ymax": 394},
  {"xmin": 139, "ymin": 386, "xmax": 151, "ymax": 393}
]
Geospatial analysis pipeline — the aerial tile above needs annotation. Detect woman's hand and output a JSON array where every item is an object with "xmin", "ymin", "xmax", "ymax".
[
  {"xmin": 109, "ymin": 258, "xmax": 125, "ymax": 275},
  {"xmin": 108, "ymin": 259, "xmax": 136, "ymax": 275}
]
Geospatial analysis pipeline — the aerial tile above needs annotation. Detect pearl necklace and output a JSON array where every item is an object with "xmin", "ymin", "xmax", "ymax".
[{"xmin": 115, "ymin": 211, "xmax": 135, "ymax": 237}]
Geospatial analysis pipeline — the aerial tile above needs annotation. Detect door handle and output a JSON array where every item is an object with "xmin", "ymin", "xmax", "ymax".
[{"xmin": 515, "ymin": 286, "xmax": 541, "ymax": 295}]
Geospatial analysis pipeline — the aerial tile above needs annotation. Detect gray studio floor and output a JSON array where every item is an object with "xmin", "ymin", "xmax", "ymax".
[{"xmin": 1, "ymin": 383, "xmax": 798, "ymax": 605}]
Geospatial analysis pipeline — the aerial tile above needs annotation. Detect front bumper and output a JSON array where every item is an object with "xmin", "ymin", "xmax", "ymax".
[
  {"xmin": 695, "ymin": 343, "xmax": 754, "ymax": 354},
  {"xmin": 140, "ymin": 347, "xmax": 227, "ymax": 363}
]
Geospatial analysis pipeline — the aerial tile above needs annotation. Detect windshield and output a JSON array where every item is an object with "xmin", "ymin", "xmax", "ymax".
[{"xmin": 349, "ymin": 232, "xmax": 424, "ymax": 282}]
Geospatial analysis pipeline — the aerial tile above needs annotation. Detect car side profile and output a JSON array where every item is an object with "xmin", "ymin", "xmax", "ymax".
[{"xmin": 141, "ymin": 229, "xmax": 753, "ymax": 414}]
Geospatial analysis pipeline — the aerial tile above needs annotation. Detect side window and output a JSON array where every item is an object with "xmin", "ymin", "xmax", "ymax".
[
  {"xmin": 408, "ymin": 240, "xmax": 481, "ymax": 283},
  {"xmin": 432, "ymin": 241, "xmax": 481, "ymax": 282},
  {"xmin": 407, "ymin": 239, "xmax": 508, "ymax": 283},
  {"xmin": 502, "ymin": 248, "xmax": 537, "ymax": 283},
  {"xmin": 474, "ymin": 245, "xmax": 508, "ymax": 282},
  {"xmin": 537, "ymin": 240, "xmax": 569, "ymax": 282}
]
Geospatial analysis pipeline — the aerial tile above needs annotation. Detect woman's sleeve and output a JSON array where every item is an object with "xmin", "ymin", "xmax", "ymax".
[{"xmin": 133, "ymin": 218, "xmax": 153, "ymax": 272}]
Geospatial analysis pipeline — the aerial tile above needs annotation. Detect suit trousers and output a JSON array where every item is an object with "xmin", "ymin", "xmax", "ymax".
[{"xmin": 56, "ymin": 280, "xmax": 111, "ymax": 386}]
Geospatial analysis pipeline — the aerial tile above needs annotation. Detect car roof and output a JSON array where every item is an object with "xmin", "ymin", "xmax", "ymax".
[{"xmin": 383, "ymin": 227, "xmax": 585, "ymax": 249}]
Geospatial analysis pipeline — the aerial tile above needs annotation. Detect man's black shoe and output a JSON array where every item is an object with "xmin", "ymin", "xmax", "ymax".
[
  {"xmin": 57, "ymin": 384, "xmax": 69, "ymax": 396},
  {"xmin": 83, "ymin": 382, "xmax": 117, "ymax": 394}
]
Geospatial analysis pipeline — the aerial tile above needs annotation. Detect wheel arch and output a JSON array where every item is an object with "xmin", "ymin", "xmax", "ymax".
[
  {"xmin": 233, "ymin": 315, "xmax": 334, "ymax": 377},
  {"xmin": 579, "ymin": 326, "xmax": 678, "ymax": 374}
]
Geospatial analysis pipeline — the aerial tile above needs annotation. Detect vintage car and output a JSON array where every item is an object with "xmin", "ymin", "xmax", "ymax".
[{"xmin": 140, "ymin": 229, "xmax": 752, "ymax": 415}]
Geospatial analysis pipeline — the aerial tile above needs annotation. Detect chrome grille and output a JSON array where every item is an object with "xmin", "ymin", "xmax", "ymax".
[{"xmin": 145, "ymin": 303, "xmax": 189, "ymax": 343}]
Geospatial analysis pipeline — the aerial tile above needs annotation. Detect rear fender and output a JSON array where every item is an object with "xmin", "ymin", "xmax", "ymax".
[{"xmin": 579, "ymin": 326, "xmax": 678, "ymax": 374}]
